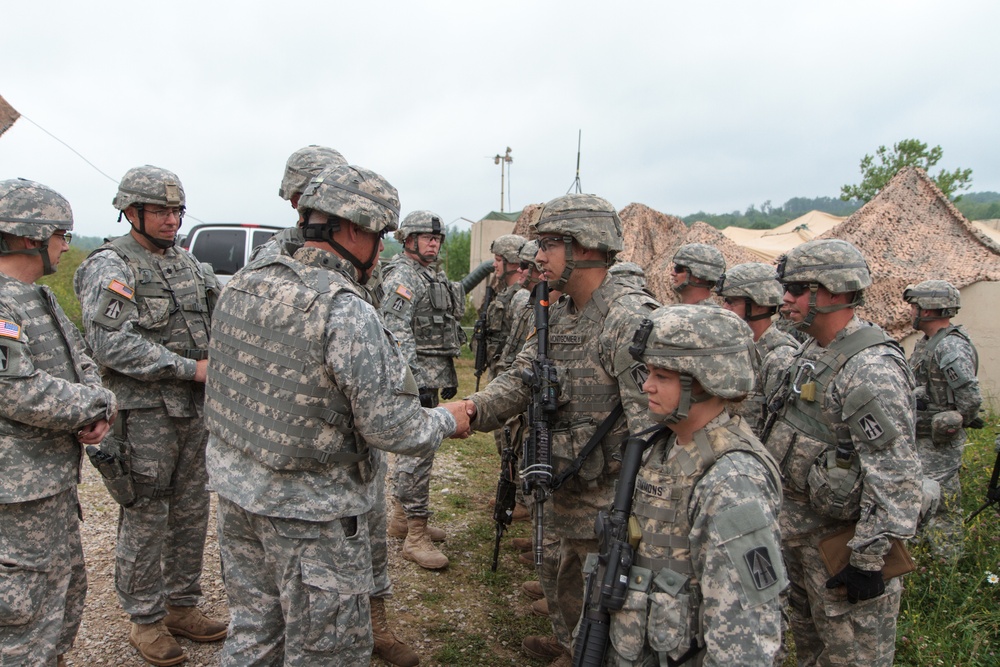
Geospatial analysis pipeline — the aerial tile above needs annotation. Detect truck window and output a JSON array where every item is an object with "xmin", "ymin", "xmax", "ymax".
[
  {"xmin": 252, "ymin": 229, "xmax": 277, "ymax": 250},
  {"xmin": 191, "ymin": 228, "xmax": 246, "ymax": 275}
]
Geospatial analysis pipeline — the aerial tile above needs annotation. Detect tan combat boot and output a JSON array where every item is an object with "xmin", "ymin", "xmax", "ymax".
[
  {"xmin": 402, "ymin": 517, "xmax": 449, "ymax": 570},
  {"xmin": 521, "ymin": 580, "xmax": 544, "ymax": 600},
  {"xmin": 388, "ymin": 500, "xmax": 446, "ymax": 542},
  {"xmin": 129, "ymin": 620, "xmax": 187, "ymax": 667},
  {"xmin": 164, "ymin": 605, "xmax": 228, "ymax": 642},
  {"xmin": 370, "ymin": 596, "xmax": 420, "ymax": 667}
]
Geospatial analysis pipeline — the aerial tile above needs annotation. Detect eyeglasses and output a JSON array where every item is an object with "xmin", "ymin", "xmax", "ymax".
[
  {"xmin": 54, "ymin": 232, "xmax": 73, "ymax": 245},
  {"xmin": 783, "ymin": 282, "xmax": 814, "ymax": 297},
  {"xmin": 537, "ymin": 237, "xmax": 565, "ymax": 253},
  {"xmin": 142, "ymin": 206, "xmax": 185, "ymax": 221},
  {"xmin": 722, "ymin": 296, "xmax": 743, "ymax": 307},
  {"xmin": 672, "ymin": 264, "xmax": 688, "ymax": 274},
  {"xmin": 416, "ymin": 233, "xmax": 443, "ymax": 244}
]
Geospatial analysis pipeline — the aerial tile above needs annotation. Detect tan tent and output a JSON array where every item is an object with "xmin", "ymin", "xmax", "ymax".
[{"xmin": 720, "ymin": 210, "xmax": 846, "ymax": 262}]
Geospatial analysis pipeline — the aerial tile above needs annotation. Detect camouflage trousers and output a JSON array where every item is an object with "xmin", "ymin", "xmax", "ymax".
[
  {"xmin": 113, "ymin": 408, "xmax": 210, "ymax": 623},
  {"xmin": 539, "ymin": 536, "xmax": 594, "ymax": 652},
  {"xmin": 371, "ymin": 452, "xmax": 391, "ymax": 598},
  {"xmin": 0, "ymin": 488, "xmax": 86, "ymax": 665},
  {"xmin": 784, "ymin": 538, "xmax": 902, "ymax": 667},
  {"xmin": 914, "ymin": 436, "xmax": 964, "ymax": 562},
  {"xmin": 392, "ymin": 389, "xmax": 438, "ymax": 518},
  {"xmin": 216, "ymin": 496, "xmax": 374, "ymax": 666}
]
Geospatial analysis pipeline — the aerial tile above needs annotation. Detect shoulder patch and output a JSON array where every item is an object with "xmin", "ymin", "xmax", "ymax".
[
  {"xmin": 629, "ymin": 364, "xmax": 649, "ymax": 392},
  {"xmin": 0, "ymin": 319, "xmax": 21, "ymax": 340},
  {"xmin": 0, "ymin": 344, "xmax": 8, "ymax": 371},
  {"xmin": 107, "ymin": 279, "xmax": 135, "ymax": 300},
  {"xmin": 744, "ymin": 546, "xmax": 779, "ymax": 590},
  {"xmin": 395, "ymin": 284, "xmax": 413, "ymax": 301}
]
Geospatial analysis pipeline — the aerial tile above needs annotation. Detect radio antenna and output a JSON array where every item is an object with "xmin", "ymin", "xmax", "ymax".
[{"xmin": 567, "ymin": 130, "xmax": 582, "ymax": 194}]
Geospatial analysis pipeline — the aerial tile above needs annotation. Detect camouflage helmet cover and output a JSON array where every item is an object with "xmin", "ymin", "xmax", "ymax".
[
  {"xmin": 716, "ymin": 262, "xmax": 784, "ymax": 307},
  {"xmin": 640, "ymin": 305, "xmax": 756, "ymax": 400},
  {"xmin": 112, "ymin": 165, "xmax": 185, "ymax": 211},
  {"xmin": 394, "ymin": 210, "xmax": 445, "ymax": 243},
  {"xmin": 673, "ymin": 243, "xmax": 726, "ymax": 283},
  {"xmin": 532, "ymin": 193, "xmax": 624, "ymax": 253},
  {"xmin": 609, "ymin": 261, "xmax": 646, "ymax": 280},
  {"xmin": 279, "ymin": 145, "xmax": 347, "ymax": 200},
  {"xmin": 519, "ymin": 239, "xmax": 540, "ymax": 267},
  {"xmin": 0, "ymin": 178, "xmax": 73, "ymax": 241},
  {"xmin": 298, "ymin": 164, "xmax": 400, "ymax": 234},
  {"xmin": 490, "ymin": 233, "xmax": 527, "ymax": 263},
  {"xmin": 904, "ymin": 279, "xmax": 961, "ymax": 314},
  {"xmin": 776, "ymin": 238, "xmax": 871, "ymax": 294}
]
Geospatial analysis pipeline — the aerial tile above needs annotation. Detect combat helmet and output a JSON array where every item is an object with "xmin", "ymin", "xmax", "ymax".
[
  {"xmin": 112, "ymin": 165, "xmax": 186, "ymax": 250},
  {"xmin": 672, "ymin": 243, "xmax": 725, "ymax": 292},
  {"xmin": 491, "ymin": 233, "xmax": 527, "ymax": 282},
  {"xmin": 518, "ymin": 239, "xmax": 541, "ymax": 290},
  {"xmin": 531, "ymin": 193, "xmax": 623, "ymax": 290},
  {"xmin": 609, "ymin": 260, "xmax": 646, "ymax": 288},
  {"xmin": 716, "ymin": 262, "xmax": 783, "ymax": 321},
  {"xmin": 297, "ymin": 164, "xmax": 400, "ymax": 283},
  {"xmin": 903, "ymin": 279, "xmax": 961, "ymax": 328},
  {"xmin": 629, "ymin": 305, "xmax": 756, "ymax": 423},
  {"xmin": 394, "ymin": 210, "xmax": 445, "ymax": 265},
  {"xmin": 0, "ymin": 178, "xmax": 73, "ymax": 275},
  {"xmin": 776, "ymin": 239, "xmax": 871, "ymax": 330},
  {"xmin": 279, "ymin": 145, "xmax": 347, "ymax": 201}
]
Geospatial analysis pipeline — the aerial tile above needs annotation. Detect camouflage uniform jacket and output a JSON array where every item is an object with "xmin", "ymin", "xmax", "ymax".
[
  {"xmin": 469, "ymin": 273, "xmax": 659, "ymax": 538},
  {"xmin": 610, "ymin": 414, "xmax": 785, "ymax": 665},
  {"xmin": 483, "ymin": 281, "xmax": 523, "ymax": 376},
  {"xmin": 205, "ymin": 247, "xmax": 455, "ymax": 522},
  {"xmin": 909, "ymin": 324, "xmax": 981, "ymax": 435},
  {"xmin": 732, "ymin": 325, "xmax": 798, "ymax": 436},
  {"xmin": 379, "ymin": 253, "xmax": 465, "ymax": 389},
  {"xmin": 764, "ymin": 316, "xmax": 922, "ymax": 570},
  {"xmin": 74, "ymin": 234, "xmax": 217, "ymax": 415},
  {"xmin": 495, "ymin": 287, "xmax": 530, "ymax": 375},
  {"xmin": 0, "ymin": 275, "xmax": 116, "ymax": 502}
]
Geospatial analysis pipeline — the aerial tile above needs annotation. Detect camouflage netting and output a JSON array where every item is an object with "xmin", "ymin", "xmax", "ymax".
[{"xmin": 819, "ymin": 166, "xmax": 1000, "ymax": 339}]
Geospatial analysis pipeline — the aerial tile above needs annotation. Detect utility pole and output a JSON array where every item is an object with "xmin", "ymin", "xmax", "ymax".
[
  {"xmin": 493, "ymin": 147, "xmax": 513, "ymax": 211},
  {"xmin": 568, "ymin": 130, "xmax": 583, "ymax": 194}
]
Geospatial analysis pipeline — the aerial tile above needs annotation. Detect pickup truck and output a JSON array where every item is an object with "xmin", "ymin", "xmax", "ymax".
[{"xmin": 180, "ymin": 223, "xmax": 284, "ymax": 284}]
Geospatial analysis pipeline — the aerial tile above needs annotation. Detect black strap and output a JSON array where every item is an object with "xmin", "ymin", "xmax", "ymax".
[
  {"xmin": 550, "ymin": 402, "xmax": 625, "ymax": 491},
  {"xmin": 667, "ymin": 639, "xmax": 703, "ymax": 666}
]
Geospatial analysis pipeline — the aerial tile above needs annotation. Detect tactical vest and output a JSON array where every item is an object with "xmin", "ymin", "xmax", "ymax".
[
  {"xmin": 95, "ymin": 235, "xmax": 212, "ymax": 403},
  {"xmin": 206, "ymin": 254, "xmax": 369, "ymax": 474},
  {"xmin": 485, "ymin": 282, "xmax": 521, "ymax": 369},
  {"xmin": 766, "ymin": 325, "xmax": 893, "ymax": 499},
  {"xmin": 499, "ymin": 295, "xmax": 534, "ymax": 372},
  {"xmin": 547, "ymin": 280, "xmax": 656, "ymax": 485},
  {"xmin": 21, "ymin": 285, "xmax": 82, "ymax": 382},
  {"xmin": 736, "ymin": 326, "xmax": 798, "ymax": 435},
  {"xmin": 910, "ymin": 325, "xmax": 979, "ymax": 434},
  {"xmin": 384, "ymin": 255, "xmax": 463, "ymax": 357}
]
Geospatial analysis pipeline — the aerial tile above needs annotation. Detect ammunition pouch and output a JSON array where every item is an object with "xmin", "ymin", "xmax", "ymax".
[
  {"xmin": 931, "ymin": 410, "xmax": 963, "ymax": 446},
  {"xmin": 807, "ymin": 449, "xmax": 863, "ymax": 521},
  {"xmin": 86, "ymin": 434, "xmax": 137, "ymax": 508}
]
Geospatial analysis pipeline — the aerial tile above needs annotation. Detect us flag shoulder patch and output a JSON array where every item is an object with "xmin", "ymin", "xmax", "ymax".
[
  {"xmin": 107, "ymin": 279, "xmax": 135, "ymax": 300},
  {"xmin": 395, "ymin": 284, "xmax": 413, "ymax": 300},
  {"xmin": 0, "ymin": 319, "xmax": 21, "ymax": 340}
]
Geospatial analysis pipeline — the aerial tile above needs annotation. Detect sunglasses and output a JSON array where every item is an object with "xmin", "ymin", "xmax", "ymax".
[
  {"xmin": 672, "ymin": 264, "xmax": 688, "ymax": 274},
  {"xmin": 783, "ymin": 282, "xmax": 814, "ymax": 297}
]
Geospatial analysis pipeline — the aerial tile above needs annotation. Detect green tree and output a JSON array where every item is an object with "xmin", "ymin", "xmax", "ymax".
[
  {"xmin": 442, "ymin": 225, "xmax": 470, "ymax": 282},
  {"xmin": 840, "ymin": 138, "xmax": 973, "ymax": 202}
]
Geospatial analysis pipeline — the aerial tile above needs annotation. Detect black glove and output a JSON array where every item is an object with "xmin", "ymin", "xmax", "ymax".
[
  {"xmin": 418, "ymin": 387, "xmax": 437, "ymax": 408},
  {"xmin": 441, "ymin": 386, "xmax": 458, "ymax": 400},
  {"xmin": 916, "ymin": 397, "xmax": 929, "ymax": 411},
  {"xmin": 825, "ymin": 564, "xmax": 885, "ymax": 604}
]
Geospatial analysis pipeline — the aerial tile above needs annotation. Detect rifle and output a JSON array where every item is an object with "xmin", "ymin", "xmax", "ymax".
[
  {"xmin": 520, "ymin": 280, "xmax": 559, "ymax": 567},
  {"xmin": 491, "ymin": 436, "xmax": 519, "ymax": 572},
  {"xmin": 472, "ymin": 283, "xmax": 495, "ymax": 391},
  {"xmin": 967, "ymin": 435, "xmax": 1000, "ymax": 523},
  {"xmin": 572, "ymin": 428, "xmax": 653, "ymax": 667}
]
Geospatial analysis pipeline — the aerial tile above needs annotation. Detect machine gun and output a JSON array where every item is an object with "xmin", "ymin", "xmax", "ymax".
[
  {"xmin": 967, "ymin": 435, "xmax": 1000, "ymax": 523},
  {"xmin": 491, "ymin": 438, "xmax": 519, "ymax": 572},
  {"xmin": 572, "ymin": 427, "xmax": 653, "ymax": 667},
  {"xmin": 472, "ymin": 283, "xmax": 496, "ymax": 391},
  {"xmin": 520, "ymin": 280, "xmax": 559, "ymax": 567}
]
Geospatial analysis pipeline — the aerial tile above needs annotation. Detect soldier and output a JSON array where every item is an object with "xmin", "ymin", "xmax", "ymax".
[
  {"xmin": 379, "ymin": 211, "xmax": 467, "ymax": 570},
  {"xmin": 716, "ymin": 262, "xmax": 799, "ymax": 436},
  {"xmin": 600, "ymin": 305, "xmax": 786, "ymax": 666},
  {"xmin": 765, "ymin": 239, "xmax": 922, "ymax": 667},
  {"xmin": 74, "ymin": 165, "xmax": 226, "ymax": 666},
  {"xmin": 0, "ymin": 179, "xmax": 117, "ymax": 667},
  {"xmin": 671, "ymin": 243, "xmax": 725, "ymax": 305},
  {"xmin": 904, "ymin": 280, "xmax": 981, "ymax": 562},
  {"xmin": 480, "ymin": 233, "xmax": 528, "ymax": 380},
  {"xmin": 451, "ymin": 193, "xmax": 660, "ymax": 665},
  {"xmin": 204, "ymin": 163, "xmax": 471, "ymax": 665},
  {"xmin": 607, "ymin": 260, "xmax": 647, "ymax": 290}
]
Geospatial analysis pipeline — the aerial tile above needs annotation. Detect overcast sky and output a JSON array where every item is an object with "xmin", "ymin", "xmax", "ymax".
[{"xmin": 3, "ymin": 1, "xmax": 998, "ymax": 240}]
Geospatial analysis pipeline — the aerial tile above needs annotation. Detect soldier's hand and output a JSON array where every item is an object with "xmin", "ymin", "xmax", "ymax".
[
  {"xmin": 78, "ymin": 419, "xmax": 112, "ymax": 445},
  {"xmin": 194, "ymin": 358, "xmax": 209, "ymax": 383},
  {"xmin": 441, "ymin": 386, "xmax": 458, "ymax": 400},
  {"xmin": 443, "ymin": 401, "xmax": 472, "ymax": 438},
  {"xmin": 825, "ymin": 563, "xmax": 884, "ymax": 604}
]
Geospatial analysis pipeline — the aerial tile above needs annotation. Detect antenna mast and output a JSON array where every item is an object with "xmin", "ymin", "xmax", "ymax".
[
  {"xmin": 493, "ymin": 147, "xmax": 513, "ymax": 211},
  {"xmin": 568, "ymin": 130, "xmax": 582, "ymax": 194}
]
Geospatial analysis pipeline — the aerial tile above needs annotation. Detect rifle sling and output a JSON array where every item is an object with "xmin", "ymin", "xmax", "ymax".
[{"xmin": 550, "ymin": 402, "xmax": 625, "ymax": 492}]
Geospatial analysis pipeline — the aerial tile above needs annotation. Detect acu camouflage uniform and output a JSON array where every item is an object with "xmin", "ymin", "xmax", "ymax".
[
  {"xmin": 765, "ymin": 316, "xmax": 922, "ymax": 667},
  {"xmin": 0, "ymin": 178, "xmax": 116, "ymax": 664},
  {"xmin": 205, "ymin": 164, "xmax": 455, "ymax": 665},
  {"xmin": 471, "ymin": 271, "xmax": 659, "ymax": 650},
  {"xmin": 379, "ymin": 251, "xmax": 465, "ymax": 518},
  {"xmin": 733, "ymin": 325, "xmax": 798, "ymax": 436},
  {"xmin": 909, "ymin": 323, "xmax": 981, "ymax": 560}
]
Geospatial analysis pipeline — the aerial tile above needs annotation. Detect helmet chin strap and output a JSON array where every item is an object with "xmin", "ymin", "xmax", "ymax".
[
  {"xmin": 743, "ymin": 299, "xmax": 776, "ymax": 322},
  {"xmin": 303, "ymin": 218, "xmax": 382, "ymax": 285},
  {"xmin": 547, "ymin": 235, "xmax": 610, "ymax": 291},
  {"xmin": 407, "ymin": 236, "xmax": 439, "ymax": 265},
  {"xmin": 123, "ymin": 207, "xmax": 175, "ymax": 250},
  {"xmin": 652, "ymin": 374, "xmax": 710, "ymax": 424},
  {"xmin": 795, "ymin": 284, "xmax": 857, "ymax": 330}
]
